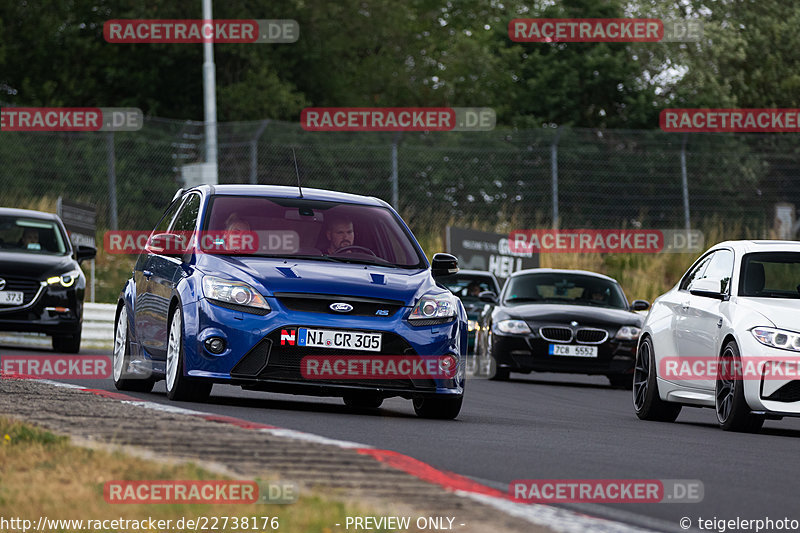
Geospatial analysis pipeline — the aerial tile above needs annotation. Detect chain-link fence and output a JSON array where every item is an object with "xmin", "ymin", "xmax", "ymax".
[{"xmin": 3, "ymin": 116, "xmax": 800, "ymax": 239}]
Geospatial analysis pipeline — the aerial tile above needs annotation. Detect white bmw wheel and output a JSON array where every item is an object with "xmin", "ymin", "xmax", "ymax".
[{"xmin": 113, "ymin": 306, "xmax": 127, "ymax": 382}]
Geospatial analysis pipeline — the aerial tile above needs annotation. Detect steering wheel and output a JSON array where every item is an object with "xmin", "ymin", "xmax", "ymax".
[{"xmin": 334, "ymin": 245, "xmax": 377, "ymax": 256}]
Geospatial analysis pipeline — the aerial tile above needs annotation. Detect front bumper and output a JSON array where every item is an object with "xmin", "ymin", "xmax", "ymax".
[
  {"xmin": 741, "ymin": 334, "xmax": 800, "ymax": 416},
  {"xmin": 171, "ymin": 297, "xmax": 465, "ymax": 399},
  {"xmin": 491, "ymin": 331, "xmax": 637, "ymax": 376},
  {"xmin": 0, "ymin": 283, "xmax": 83, "ymax": 336}
]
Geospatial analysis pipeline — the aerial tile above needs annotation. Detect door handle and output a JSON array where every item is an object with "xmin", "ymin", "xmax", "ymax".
[{"xmin": 143, "ymin": 270, "xmax": 153, "ymax": 279}]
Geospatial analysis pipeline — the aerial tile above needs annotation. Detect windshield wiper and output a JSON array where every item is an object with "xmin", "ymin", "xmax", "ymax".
[
  {"xmin": 325, "ymin": 255, "xmax": 395, "ymax": 267},
  {"xmin": 239, "ymin": 254, "xmax": 336, "ymax": 262},
  {"xmin": 504, "ymin": 297, "xmax": 542, "ymax": 303}
]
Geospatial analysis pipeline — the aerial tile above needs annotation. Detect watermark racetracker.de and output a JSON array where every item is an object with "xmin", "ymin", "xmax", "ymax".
[
  {"xmin": 661, "ymin": 109, "xmax": 800, "ymax": 132},
  {"xmin": 507, "ymin": 229, "xmax": 704, "ymax": 254},
  {"xmin": 104, "ymin": 480, "xmax": 298, "ymax": 504},
  {"xmin": 0, "ymin": 108, "xmax": 143, "ymax": 132},
  {"xmin": 508, "ymin": 18, "xmax": 703, "ymax": 43},
  {"xmin": 0, "ymin": 355, "xmax": 111, "ymax": 379},
  {"xmin": 104, "ymin": 19, "xmax": 298, "ymax": 43},
  {"xmin": 511, "ymin": 479, "xmax": 704, "ymax": 503},
  {"xmin": 300, "ymin": 107, "xmax": 496, "ymax": 131}
]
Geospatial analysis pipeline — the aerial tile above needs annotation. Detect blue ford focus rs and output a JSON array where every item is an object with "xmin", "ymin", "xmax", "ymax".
[{"xmin": 113, "ymin": 185, "xmax": 467, "ymax": 419}]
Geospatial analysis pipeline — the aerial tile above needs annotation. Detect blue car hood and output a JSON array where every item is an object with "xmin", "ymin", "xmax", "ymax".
[{"xmin": 196, "ymin": 255, "xmax": 435, "ymax": 306}]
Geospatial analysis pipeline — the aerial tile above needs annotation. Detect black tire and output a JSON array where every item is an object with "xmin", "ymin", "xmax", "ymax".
[
  {"xmin": 608, "ymin": 374, "xmax": 633, "ymax": 389},
  {"xmin": 716, "ymin": 341, "xmax": 764, "ymax": 433},
  {"xmin": 165, "ymin": 306, "xmax": 212, "ymax": 402},
  {"xmin": 52, "ymin": 327, "xmax": 81, "ymax": 353},
  {"xmin": 112, "ymin": 305, "xmax": 155, "ymax": 393},
  {"xmin": 633, "ymin": 337, "xmax": 682, "ymax": 422},
  {"xmin": 486, "ymin": 333, "xmax": 510, "ymax": 381},
  {"xmin": 413, "ymin": 395, "xmax": 463, "ymax": 419},
  {"xmin": 489, "ymin": 366, "xmax": 510, "ymax": 381},
  {"xmin": 343, "ymin": 392, "xmax": 383, "ymax": 409}
]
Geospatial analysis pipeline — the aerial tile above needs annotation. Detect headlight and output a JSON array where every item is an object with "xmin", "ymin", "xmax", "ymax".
[
  {"xmin": 467, "ymin": 320, "xmax": 480, "ymax": 332},
  {"xmin": 615, "ymin": 326, "xmax": 641, "ymax": 341},
  {"xmin": 408, "ymin": 292, "xmax": 457, "ymax": 325},
  {"xmin": 46, "ymin": 269, "xmax": 80, "ymax": 288},
  {"xmin": 751, "ymin": 327, "xmax": 800, "ymax": 352},
  {"xmin": 494, "ymin": 319, "xmax": 531, "ymax": 335},
  {"xmin": 202, "ymin": 276, "xmax": 270, "ymax": 311}
]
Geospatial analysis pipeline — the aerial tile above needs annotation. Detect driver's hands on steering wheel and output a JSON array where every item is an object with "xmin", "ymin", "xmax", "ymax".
[{"xmin": 333, "ymin": 244, "xmax": 377, "ymax": 256}]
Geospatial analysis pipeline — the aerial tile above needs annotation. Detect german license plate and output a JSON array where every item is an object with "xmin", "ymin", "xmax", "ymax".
[
  {"xmin": 0, "ymin": 291, "xmax": 24, "ymax": 305},
  {"xmin": 549, "ymin": 344, "xmax": 598, "ymax": 358},
  {"xmin": 298, "ymin": 328, "xmax": 382, "ymax": 352}
]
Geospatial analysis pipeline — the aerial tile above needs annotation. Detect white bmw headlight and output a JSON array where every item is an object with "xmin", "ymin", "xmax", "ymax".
[
  {"xmin": 494, "ymin": 319, "xmax": 531, "ymax": 335},
  {"xmin": 615, "ymin": 326, "xmax": 641, "ymax": 341},
  {"xmin": 202, "ymin": 276, "xmax": 270, "ymax": 310},
  {"xmin": 46, "ymin": 269, "xmax": 80, "ymax": 288},
  {"xmin": 408, "ymin": 292, "xmax": 457, "ymax": 324},
  {"xmin": 751, "ymin": 327, "xmax": 800, "ymax": 352}
]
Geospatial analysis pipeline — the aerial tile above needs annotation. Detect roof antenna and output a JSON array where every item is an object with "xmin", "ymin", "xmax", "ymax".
[{"xmin": 292, "ymin": 148, "xmax": 303, "ymax": 198}]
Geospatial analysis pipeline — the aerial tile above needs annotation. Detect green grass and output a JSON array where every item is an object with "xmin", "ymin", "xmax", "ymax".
[{"xmin": 0, "ymin": 417, "xmax": 394, "ymax": 533}]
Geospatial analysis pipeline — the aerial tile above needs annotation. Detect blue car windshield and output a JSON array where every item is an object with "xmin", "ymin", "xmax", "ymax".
[{"xmin": 203, "ymin": 195, "xmax": 425, "ymax": 268}]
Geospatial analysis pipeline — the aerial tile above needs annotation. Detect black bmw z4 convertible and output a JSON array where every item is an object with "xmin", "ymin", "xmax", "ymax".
[{"xmin": 475, "ymin": 268, "xmax": 649, "ymax": 387}]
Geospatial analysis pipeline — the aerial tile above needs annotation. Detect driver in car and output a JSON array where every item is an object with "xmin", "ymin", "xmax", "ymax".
[{"xmin": 325, "ymin": 217, "xmax": 355, "ymax": 254}]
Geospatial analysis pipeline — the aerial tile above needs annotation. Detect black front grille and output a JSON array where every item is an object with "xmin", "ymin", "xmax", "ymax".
[
  {"xmin": 230, "ymin": 326, "xmax": 431, "ymax": 390},
  {"xmin": 539, "ymin": 327, "xmax": 573, "ymax": 342},
  {"xmin": 274, "ymin": 292, "xmax": 404, "ymax": 317},
  {"xmin": 576, "ymin": 328, "xmax": 608, "ymax": 344},
  {"xmin": 764, "ymin": 380, "xmax": 800, "ymax": 402},
  {"xmin": 0, "ymin": 275, "xmax": 40, "ymax": 306},
  {"xmin": 231, "ymin": 338, "xmax": 272, "ymax": 377}
]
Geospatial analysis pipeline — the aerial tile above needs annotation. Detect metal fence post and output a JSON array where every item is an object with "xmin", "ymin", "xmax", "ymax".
[
  {"xmin": 551, "ymin": 129, "xmax": 561, "ymax": 229},
  {"xmin": 249, "ymin": 120, "xmax": 269, "ymax": 184},
  {"xmin": 391, "ymin": 133, "xmax": 401, "ymax": 210},
  {"xmin": 106, "ymin": 131, "xmax": 118, "ymax": 230},
  {"xmin": 681, "ymin": 133, "xmax": 691, "ymax": 230}
]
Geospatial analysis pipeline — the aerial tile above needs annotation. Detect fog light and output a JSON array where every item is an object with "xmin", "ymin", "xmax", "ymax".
[
  {"xmin": 205, "ymin": 337, "xmax": 226, "ymax": 354},
  {"xmin": 439, "ymin": 355, "xmax": 457, "ymax": 376}
]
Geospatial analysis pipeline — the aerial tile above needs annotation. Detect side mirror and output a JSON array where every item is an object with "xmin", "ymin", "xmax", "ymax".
[
  {"xmin": 631, "ymin": 299, "xmax": 650, "ymax": 311},
  {"xmin": 689, "ymin": 278, "xmax": 726, "ymax": 300},
  {"xmin": 478, "ymin": 290, "xmax": 498, "ymax": 305},
  {"xmin": 145, "ymin": 233, "xmax": 184, "ymax": 257},
  {"xmin": 431, "ymin": 253, "xmax": 458, "ymax": 278},
  {"xmin": 75, "ymin": 245, "xmax": 96, "ymax": 264}
]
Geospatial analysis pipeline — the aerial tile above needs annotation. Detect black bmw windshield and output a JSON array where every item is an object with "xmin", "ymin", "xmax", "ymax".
[{"xmin": 503, "ymin": 272, "xmax": 628, "ymax": 309}]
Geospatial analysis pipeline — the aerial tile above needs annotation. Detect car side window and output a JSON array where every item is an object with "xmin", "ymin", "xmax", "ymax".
[
  {"xmin": 170, "ymin": 194, "xmax": 201, "ymax": 233},
  {"xmin": 699, "ymin": 249, "xmax": 734, "ymax": 293},
  {"xmin": 679, "ymin": 252, "xmax": 714, "ymax": 291},
  {"xmin": 153, "ymin": 198, "xmax": 183, "ymax": 234}
]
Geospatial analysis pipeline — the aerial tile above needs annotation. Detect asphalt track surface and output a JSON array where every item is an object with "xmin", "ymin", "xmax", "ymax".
[{"xmin": 3, "ymin": 342, "xmax": 800, "ymax": 532}]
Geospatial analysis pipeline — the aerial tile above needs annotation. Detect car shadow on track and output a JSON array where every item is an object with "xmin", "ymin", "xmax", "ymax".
[
  {"xmin": 504, "ymin": 375, "xmax": 619, "ymax": 391},
  {"xmin": 673, "ymin": 419, "xmax": 800, "ymax": 438},
  {"xmin": 152, "ymin": 388, "xmax": 420, "ymax": 420}
]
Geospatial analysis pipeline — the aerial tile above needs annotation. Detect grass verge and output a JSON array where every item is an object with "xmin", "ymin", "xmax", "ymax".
[{"xmin": 0, "ymin": 417, "xmax": 392, "ymax": 533}]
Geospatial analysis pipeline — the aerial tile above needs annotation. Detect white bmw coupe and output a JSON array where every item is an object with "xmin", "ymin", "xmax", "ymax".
[{"xmin": 634, "ymin": 240, "xmax": 800, "ymax": 432}]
